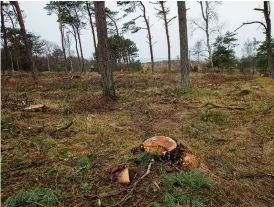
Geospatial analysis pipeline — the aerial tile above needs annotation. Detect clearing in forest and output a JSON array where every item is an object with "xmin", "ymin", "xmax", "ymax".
[{"xmin": 1, "ymin": 71, "xmax": 274, "ymax": 207}]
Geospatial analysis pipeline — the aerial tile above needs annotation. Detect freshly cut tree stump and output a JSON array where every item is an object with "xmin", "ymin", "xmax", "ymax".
[
  {"xmin": 24, "ymin": 104, "xmax": 45, "ymax": 112},
  {"xmin": 142, "ymin": 136, "xmax": 177, "ymax": 155}
]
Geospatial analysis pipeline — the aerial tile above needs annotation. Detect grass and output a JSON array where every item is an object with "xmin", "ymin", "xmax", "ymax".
[
  {"xmin": 76, "ymin": 156, "xmax": 92, "ymax": 170},
  {"xmin": 3, "ymin": 188, "xmax": 60, "ymax": 207},
  {"xmin": 202, "ymin": 109, "xmax": 229, "ymax": 128},
  {"xmin": 164, "ymin": 171, "xmax": 214, "ymax": 190},
  {"xmin": 1, "ymin": 71, "xmax": 274, "ymax": 207},
  {"xmin": 125, "ymin": 152, "xmax": 154, "ymax": 166},
  {"xmin": 148, "ymin": 171, "xmax": 214, "ymax": 207}
]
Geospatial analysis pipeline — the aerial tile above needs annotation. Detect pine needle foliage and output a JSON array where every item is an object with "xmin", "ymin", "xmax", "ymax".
[{"xmin": 3, "ymin": 187, "xmax": 60, "ymax": 207}]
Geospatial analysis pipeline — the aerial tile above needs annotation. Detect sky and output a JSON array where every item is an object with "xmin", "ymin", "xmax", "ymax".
[{"xmin": 18, "ymin": 1, "xmax": 273, "ymax": 62}]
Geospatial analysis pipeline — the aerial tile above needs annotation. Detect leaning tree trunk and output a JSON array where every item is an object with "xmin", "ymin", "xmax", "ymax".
[
  {"xmin": 71, "ymin": 25, "xmax": 81, "ymax": 71},
  {"xmin": 58, "ymin": 7, "xmax": 68, "ymax": 73},
  {"xmin": 94, "ymin": 1, "xmax": 115, "ymax": 98},
  {"xmin": 161, "ymin": 2, "xmax": 172, "ymax": 72},
  {"xmin": 264, "ymin": 1, "xmax": 273, "ymax": 78},
  {"xmin": 140, "ymin": 2, "xmax": 154, "ymax": 73},
  {"xmin": 1, "ymin": 3, "xmax": 12, "ymax": 77},
  {"xmin": 76, "ymin": 27, "xmax": 85, "ymax": 72},
  {"xmin": 86, "ymin": 2, "xmax": 97, "ymax": 53},
  {"xmin": 12, "ymin": 1, "xmax": 37, "ymax": 80},
  {"xmin": 178, "ymin": 1, "xmax": 190, "ymax": 89}
]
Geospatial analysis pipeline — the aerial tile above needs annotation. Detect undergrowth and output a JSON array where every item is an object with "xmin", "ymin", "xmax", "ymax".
[
  {"xmin": 148, "ymin": 171, "xmax": 214, "ymax": 207},
  {"xmin": 3, "ymin": 187, "xmax": 60, "ymax": 207}
]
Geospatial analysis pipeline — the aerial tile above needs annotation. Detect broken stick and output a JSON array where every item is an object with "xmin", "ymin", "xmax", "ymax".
[
  {"xmin": 108, "ymin": 159, "xmax": 154, "ymax": 207},
  {"xmin": 50, "ymin": 119, "xmax": 75, "ymax": 135}
]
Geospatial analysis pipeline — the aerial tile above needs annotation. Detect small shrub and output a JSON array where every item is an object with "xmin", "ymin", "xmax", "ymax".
[
  {"xmin": 3, "ymin": 187, "xmax": 60, "ymax": 207},
  {"xmin": 76, "ymin": 156, "xmax": 91, "ymax": 170},
  {"xmin": 81, "ymin": 183, "xmax": 92, "ymax": 191}
]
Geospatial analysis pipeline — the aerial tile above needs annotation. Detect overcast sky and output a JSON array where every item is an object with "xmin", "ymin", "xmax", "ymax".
[{"xmin": 19, "ymin": 1, "xmax": 273, "ymax": 62}]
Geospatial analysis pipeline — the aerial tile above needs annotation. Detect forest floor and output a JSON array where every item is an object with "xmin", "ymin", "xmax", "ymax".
[{"xmin": 1, "ymin": 71, "xmax": 274, "ymax": 207}]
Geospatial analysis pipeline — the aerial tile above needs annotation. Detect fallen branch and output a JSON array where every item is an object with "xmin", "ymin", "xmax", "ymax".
[
  {"xmin": 50, "ymin": 119, "xmax": 75, "ymax": 135},
  {"xmin": 203, "ymin": 102, "xmax": 247, "ymax": 111},
  {"xmin": 107, "ymin": 159, "xmax": 154, "ymax": 207}
]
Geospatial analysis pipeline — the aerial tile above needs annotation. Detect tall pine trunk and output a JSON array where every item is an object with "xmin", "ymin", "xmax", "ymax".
[
  {"xmin": 58, "ymin": 7, "xmax": 68, "ymax": 73},
  {"xmin": 140, "ymin": 2, "xmax": 154, "ymax": 73},
  {"xmin": 160, "ymin": 2, "xmax": 172, "ymax": 72},
  {"xmin": 94, "ymin": 1, "xmax": 115, "ymax": 98},
  {"xmin": 71, "ymin": 25, "xmax": 81, "ymax": 71},
  {"xmin": 12, "ymin": 1, "xmax": 37, "ymax": 80},
  {"xmin": 86, "ymin": 2, "xmax": 97, "ymax": 53},
  {"xmin": 178, "ymin": 1, "xmax": 190, "ymax": 89},
  {"xmin": 1, "ymin": 3, "xmax": 12, "ymax": 77},
  {"xmin": 264, "ymin": 1, "xmax": 273, "ymax": 78},
  {"xmin": 76, "ymin": 27, "xmax": 85, "ymax": 72}
]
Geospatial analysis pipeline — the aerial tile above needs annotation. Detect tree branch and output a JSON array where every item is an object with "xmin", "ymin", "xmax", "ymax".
[
  {"xmin": 132, "ymin": 15, "xmax": 142, "ymax": 21},
  {"xmin": 192, "ymin": 20, "xmax": 206, "ymax": 32},
  {"xmin": 167, "ymin": 16, "xmax": 176, "ymax": 24},
  {"xmin": 234, "ymin": 21, "xmax": 267, "ymax": 32}
]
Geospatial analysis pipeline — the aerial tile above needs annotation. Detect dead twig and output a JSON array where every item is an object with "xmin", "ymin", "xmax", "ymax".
[
  {"xmin": 203, "ymin": 102, "xmax": 247, "ymax": 111},
  {"xmin": 107, "ymin": 159, "xmax": 154, "ymax": 207}
]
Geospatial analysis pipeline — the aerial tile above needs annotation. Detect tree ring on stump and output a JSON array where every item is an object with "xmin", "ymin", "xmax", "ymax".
[{"xmin": 142, "ymin": 136, "xmax": 177, "ymax": 155}]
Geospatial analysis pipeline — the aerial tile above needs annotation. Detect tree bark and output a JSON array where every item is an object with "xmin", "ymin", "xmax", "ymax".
[
  {"xmin": 12, "ymin": 1, "xmax": 38, "ymax": 80},
  {"xmin": 94, "ymin": 1, "xmax": 115, "ymax": 98},
  {"xmin": 1, "ymin": 3, "xmax": 12, "ymax": 77},
  {"xmin": 140, "ymin": 2, "xmax": 154, "ymax": 73},
  {"xmin": 160, "ymin": 1, "xmax": 172, "ymax": 72},
  {"xmin": 58, "ymin": 6, "xmax": 68, "ymax": 73},
  {"xmin": 178, "ymin": 1, "xmax": 190, "ymax": 89},
  {"xmin": 264, "ymin": 1, "xmax": 273, "ymax": 78}
]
